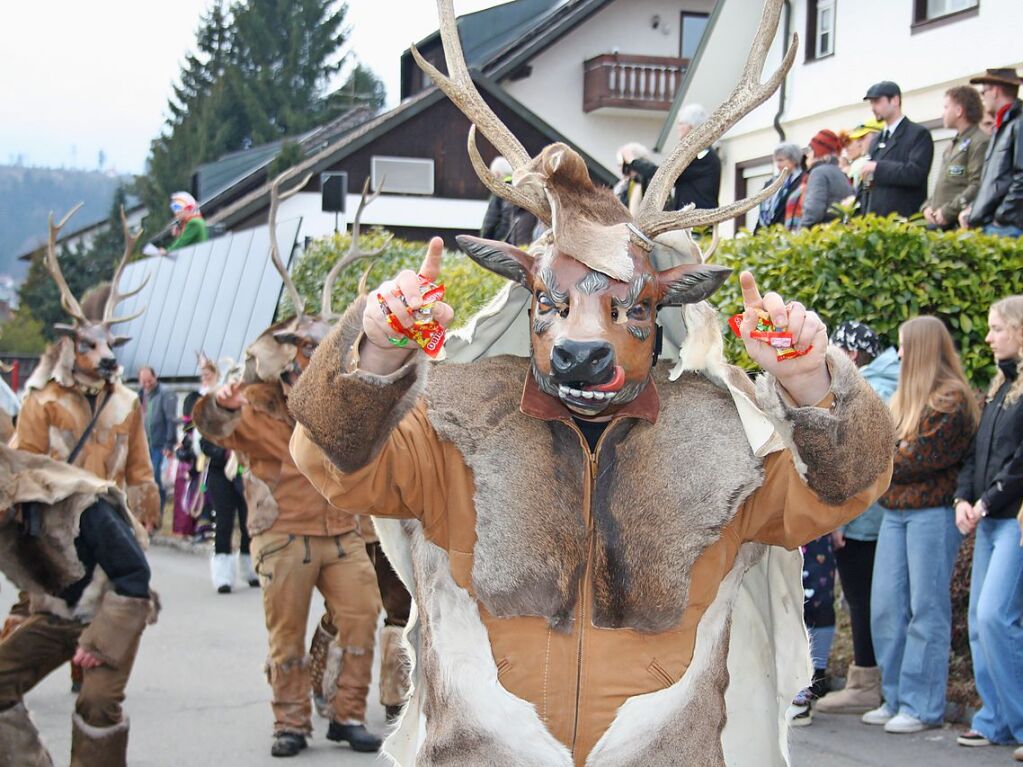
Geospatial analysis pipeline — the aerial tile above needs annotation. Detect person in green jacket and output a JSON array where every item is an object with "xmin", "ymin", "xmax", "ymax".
[{"xmin": 163, "ymin": 191, "xmax": 208, "ymax": 252}]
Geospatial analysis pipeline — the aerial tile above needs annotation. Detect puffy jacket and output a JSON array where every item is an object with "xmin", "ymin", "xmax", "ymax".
[
  {"xmin": 969, "ymin": 100, "xmax": 1023, "ymax": 230},
  {"xmin": 801, "ymin": 158, "xmax": 853, "ymax": 227}
]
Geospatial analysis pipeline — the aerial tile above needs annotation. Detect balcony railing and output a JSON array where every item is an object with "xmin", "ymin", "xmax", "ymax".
[{"xmin": 583, "ymin": 53, "xmax": 688, "ymax": 113}]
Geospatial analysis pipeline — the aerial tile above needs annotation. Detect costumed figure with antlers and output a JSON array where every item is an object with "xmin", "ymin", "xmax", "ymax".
[
  {"xmin": 289, "ymin": 2, "xmax": 896, "ymax": 765},
  {"xmin": 0, "ymin": 206, "xmax": 158, "ymax": 767},
  {"xmin": 192, "ymin": 176, "xmax": 386, "ymax": 757}
]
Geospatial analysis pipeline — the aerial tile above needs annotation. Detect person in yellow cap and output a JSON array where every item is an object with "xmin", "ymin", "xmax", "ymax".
[{"xmin": 842, "ymin": 119, "xmax": 884, "ymax": 192}]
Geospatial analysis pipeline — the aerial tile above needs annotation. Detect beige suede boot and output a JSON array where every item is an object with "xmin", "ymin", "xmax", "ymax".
[
  {"xmin": 815, "ymin": 664, "xmax": 881, "ymax": 714},
  {"xmin": 70, "ymin": 713, "xmax": 128, "ymax": 767}
]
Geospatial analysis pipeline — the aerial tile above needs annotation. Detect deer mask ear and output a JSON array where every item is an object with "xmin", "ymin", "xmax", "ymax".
[
  {"xmin": 53, "ymin": 323, "xmax": 79, "ymax": 338},
  {"xmin": 110, "ymin": 335, "xmax": 131, "ymax": 349},
  {"xmin": 272, "ymin": 329, "xmax": 302, "ymax": 346},
  {"xmin": 656, "ymin": 263, "xmax": 732, "ymax": 307},
  {"xmin": 455, "ymin": 235, "xmax": 534, "ymax": 289}
]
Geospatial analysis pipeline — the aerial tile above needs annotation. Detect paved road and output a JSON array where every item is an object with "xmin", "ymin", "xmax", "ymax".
[{"xmin": 2, "ymin": 545, "xmax": 1011, "ymax": 766}]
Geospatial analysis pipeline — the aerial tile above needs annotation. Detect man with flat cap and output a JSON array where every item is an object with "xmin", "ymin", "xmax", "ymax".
[
  {"xmin": 858, "ymin": 80, "xmax": 934, "ymax": 218},
  {"xmin": 960, "ymin": 68, "xmax": 1023, "ymax": 237}
]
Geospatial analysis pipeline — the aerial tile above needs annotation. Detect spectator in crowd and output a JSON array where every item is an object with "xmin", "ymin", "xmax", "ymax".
[
  {"xmin": 841, "ymin": 119, "xmax": 884, "ymax": 194},
  {"xmin": 961, "ymin": 68, "xmax": 1023, "ymax": 237},
  {"xmin": 817, "ymin": 322, "xmax": 900, "ymax": 716},
  {"xmin": 755, "ymin": 142, "xmax": 805, "ymax": 231},
  {"xmin": 162, "ymin": 192, "xmax": 208, "ymax": 253},
  {"xmin": 864, "ymin": 316, "xmax": 977, "ymax": 734},
  {"xmin": 138, "ymin": 365, "xmax": 177, "ymax": 519},
  {"xmin": 979, "ymin": 109, "xmax": 996, "ymax": 136},
  {"xmin": 616, "ymin": 142, "xmax": 656, "ymax": 217},
  {"xmin": 954, "ymin": 295, "xmax": 1023, "ymax": 751},
  {"xmin": 800, "ymin": 129, "xmax": 853, "ymax": 227},
  {"xmin": 923, "ymin": 85, "xmax": 990, "ymax": 230},
  {"xmin": 858, "ymin": 81, "xmax": 935, "ymax": 218},
  {"xmin": 171, "ymin": 391, "xmax": 202, "ymax": 537},
  {"xmin": 479, "ymin": 156, "xmax": 538, "ymax": 246},
  {"xmin": 788, "ymin": 534, "xmax": 837, "ymax": 726},
  {"xmin": 673, "ymin": 103, "xmax": 721, "ymax": 209}
]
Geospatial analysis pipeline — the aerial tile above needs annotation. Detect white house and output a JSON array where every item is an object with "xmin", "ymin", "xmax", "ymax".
[{"xmin": 655, "ymin": 0, "xmax": 1023, "ymax": 233}]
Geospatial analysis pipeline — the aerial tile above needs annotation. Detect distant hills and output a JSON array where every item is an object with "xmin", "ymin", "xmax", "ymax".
[{"xmin": 0, "ymin": 166, "xmax": 132, "ymax": 280}]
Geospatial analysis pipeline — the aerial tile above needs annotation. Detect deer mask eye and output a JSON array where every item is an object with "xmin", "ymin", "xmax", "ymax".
[
  {"xmin": 628, "ymin": 302, "xmax": 651, "ymax": 322},
  {"xmin": 536, "ymin": 292, "xmax": 554, "ymax": 314},
  {"xmin": 77, "ymin": 340, "xmax": 95, "ymax": 354}
]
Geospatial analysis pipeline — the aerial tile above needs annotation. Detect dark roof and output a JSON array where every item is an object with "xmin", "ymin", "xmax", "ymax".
[
  {"xmin": 194, "ymin": 106, "xmax": 376, "ymax": 213},
  {"xmin": 209, "ymin": 76, "xmax": 616, "ymax": 230}
]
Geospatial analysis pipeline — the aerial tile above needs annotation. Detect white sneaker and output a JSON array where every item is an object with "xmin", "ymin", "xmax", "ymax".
[
  {"xmin": 884, "ymin": 713, "xmax": 933, "ymax": 734},
  {"xmin": 861, "ymin": 704, "xmax": 895, "ymax": 725}
]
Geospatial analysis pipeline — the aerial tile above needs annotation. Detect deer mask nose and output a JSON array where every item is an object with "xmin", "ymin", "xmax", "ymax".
[{"xmin": 550, "ymin": 340, "xmax": 615, "ymax": 384}]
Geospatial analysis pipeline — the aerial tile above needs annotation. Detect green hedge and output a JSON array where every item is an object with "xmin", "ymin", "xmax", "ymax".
[
  {"xmin": 715, "ymin": 216, "xmax": 1023, "ymax": 386},
  {"xmin": 285, "ymin": 229, "xmax": 507, "ymax": 327}
]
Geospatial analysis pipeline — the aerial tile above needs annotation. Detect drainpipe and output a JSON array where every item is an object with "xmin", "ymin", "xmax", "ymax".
[{"xmin": 772, "ymin": 0, "xmax": 792, "ymax": 141}]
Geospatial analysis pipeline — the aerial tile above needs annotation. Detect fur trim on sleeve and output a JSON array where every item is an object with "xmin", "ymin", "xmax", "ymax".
[
  {"xmin": 289, "ymin": 296, "xmax": 426, "ymax": 473},
  {"xmin": 126, "ymin": 482, "xmax": 160, "ymax": 532},
  {"xmin": 755, "ymin": 348, "xmax": 895, "ymax": 506},
  {"xmin": 192, "ymin": 393, "xmax": 242, "ymax": 442},
  {"xmin": 77, "ymin": 591, "xmax": 152, "ymax": 668}
]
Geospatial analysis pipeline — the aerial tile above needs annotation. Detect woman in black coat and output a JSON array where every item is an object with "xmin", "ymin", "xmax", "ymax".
[{"xmin": 954, "ymin": 295, "xmax": 1023, "ymax": 748}]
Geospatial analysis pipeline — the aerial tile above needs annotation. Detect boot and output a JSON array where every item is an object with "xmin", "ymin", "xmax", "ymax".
[
  {"xmin": 238, "ymin": 553, "xmax": 260, "ymax": 588},
  {"xmin": 816, "ymin": 664, "xmax": 881, "ymax": 714},
  {"xmin": 0, "ymin": 703, "xmax": 54, "ymax": 767},
  {"xmin": 70, "ymin": 713, "xmax": 128, "ymax": 767},
  {"xmin": 809, "ymin": 667, "xmax": 830, "ymax": 700},
  {"xmin": 326, "ymin": 721, "xmax": 382, "ymax": 753},
  {"xmin": 270, "ymin": 732, "xmax": 307, "ymax": 757},
  {"xmin": 210, "ymin": 553, "xmax": 235, "ymax": 594}
]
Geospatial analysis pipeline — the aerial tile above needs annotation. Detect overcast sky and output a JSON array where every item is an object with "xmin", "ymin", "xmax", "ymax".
[{"xmin": 0, "ymin": 0, "xmax": 508, "ymax": 175}]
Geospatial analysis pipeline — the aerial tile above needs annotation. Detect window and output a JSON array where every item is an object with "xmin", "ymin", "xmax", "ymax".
[
  {"xmin": 805, "ymin": 0, "xmax": 836, "ymax": 61},
  {"xmin": 917, "ymin": 0, "xmax": 978, "ymax": 22},
  {"xmin": 679, "ymin": 12, "xmax": 709, "ymax": 61}
]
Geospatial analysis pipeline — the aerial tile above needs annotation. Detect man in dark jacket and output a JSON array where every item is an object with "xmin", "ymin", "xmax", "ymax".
[
  {"xmin": 962, "ymin": 68, "xmax": 1023, "ymax": 237},
  {"xmin": 138, "ymin": 366, "xmax": 177, "ymax": 515},
  {"xmin": 673, "ymin": 104, "xmax": 721, "ymax": 209},
  {"xmin": 859, "ymin": 81, "xmax": 934, "ymax": 218}
]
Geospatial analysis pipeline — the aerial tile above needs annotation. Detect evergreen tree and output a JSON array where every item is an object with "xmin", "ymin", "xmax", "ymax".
[
  {"xmin": 328, "ymin": 62, "xmax": 387, "ymax": 112},
  {"xmin": 18, "ymin": 187, "xmax": 134, "ymax": 340}
]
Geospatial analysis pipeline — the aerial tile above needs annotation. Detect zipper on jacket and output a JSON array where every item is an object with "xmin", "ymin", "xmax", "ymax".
[{"xmin": 568, "ymin": 419, "xmax": 619, "ymax": 754}]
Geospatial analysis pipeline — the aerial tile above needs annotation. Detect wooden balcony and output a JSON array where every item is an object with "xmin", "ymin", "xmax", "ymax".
[{"xmin": 583, "ymin": 53, "xmax": 688, "ymax": 113}]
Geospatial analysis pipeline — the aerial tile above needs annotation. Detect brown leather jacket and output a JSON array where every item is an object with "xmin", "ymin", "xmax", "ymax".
[
  {"xmin": 192, "ymin": 381, "xmax": 355, "ymax": 537},
  {"xmin": 289, "ymin": 306, "xmax": 894, "ymax": 766},
  {"xmin": 13, "ymin": 380, "xmax": 159, "ymax": 528}
]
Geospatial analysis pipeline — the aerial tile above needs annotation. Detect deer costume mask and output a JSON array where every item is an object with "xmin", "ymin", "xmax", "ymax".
[
  {"xmin": 414, "ymin": 0, "xmax": 793, "ymax": 415},
  {"xmin": 288, "ymin": 2, "xmax": 895, "ymax": 765}
]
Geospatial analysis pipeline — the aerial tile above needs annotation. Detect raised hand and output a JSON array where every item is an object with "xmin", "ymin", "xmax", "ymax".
[
  {"xmin": 215, "ymin": 380, "xmax": 248, "ymax": 411},
  {"xmin": 738, "ymin": 271, "xmax": 831, "ymax": 406}
]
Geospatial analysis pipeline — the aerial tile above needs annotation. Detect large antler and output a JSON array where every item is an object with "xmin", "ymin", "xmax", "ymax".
[
  {"xmin": 635, "ymin": 0, "xmax": 798, "ymax": 238},
  {"xmin": 269, "ymin": 168, "xmax": 314, "ymax": 318},
  {"xmin": 103, "ymin": 206, "xmax": 151, "ymax": 326},
  {"xmin": 45, "ymin": 203, "xmax": 88, "ymax": 324},
  {"xmin": 411, "ymin": 0, "xmax": 550, "ymax": 224},
  {"xmin": 321, "ymin": 178, "xmax": 391, "ymax": 321}
]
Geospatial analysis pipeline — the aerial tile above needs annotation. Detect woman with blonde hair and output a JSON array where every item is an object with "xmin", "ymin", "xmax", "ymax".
[
  {"xmin": 863, "ymin": 316, "xmax": 978, "ymax": 734},
  {"xmin": 954, "ymin": 296, "xmax": 1023, "ymax": 751}
]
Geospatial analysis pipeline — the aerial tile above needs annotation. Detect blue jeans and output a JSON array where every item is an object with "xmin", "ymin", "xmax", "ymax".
[
  {"xmin": 969, "ymin": 517, "xmax": 1023, "ymax": 743},
  {"xmin": 983, "ymin": 224, "xmax": 1023, "ymax": 238},
  {"xmin": 871, "ymin": 506, "xmax": 961, "ymax": 723},
  {"xmin": 150, "ymin": 447, "xmax": 166, "ymax": 522}
]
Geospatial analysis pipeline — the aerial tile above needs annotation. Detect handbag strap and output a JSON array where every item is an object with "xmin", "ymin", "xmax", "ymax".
[{"xmin": 67, "ymin": 385, "xmax": 114, "ymax": 465}]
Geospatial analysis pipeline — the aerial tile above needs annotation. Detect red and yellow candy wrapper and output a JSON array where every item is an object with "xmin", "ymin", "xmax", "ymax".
[
  {"xmin": 377, "ymin": 276, "xmax": 447, "ymax": 358},
  {"xmin": 728, "ymin": 309, "xmax": 812, "ymax": 361}
]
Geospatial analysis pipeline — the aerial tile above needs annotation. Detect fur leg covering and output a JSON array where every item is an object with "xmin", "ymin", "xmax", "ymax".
[
  {"xmin": 210, "ymin": 553, "xmax": 235, "ymax": 591},
  {"xmin": 379, "ymin": 625, "xmax": 410, "ymax": 708},
  {"xmin": 237, "ymin": 553, "xmax": 259, "ymax": 587},
  {"xmin": 308, "ymin": 618, "xmax": 338, "ymax": 719},
  {"xmin": 70, "ymin": 713, "xmax": 128, "ymax": 767},
  {"xmin": 0, "ymin": 703, "xmax": 53, "ymax": 767}
]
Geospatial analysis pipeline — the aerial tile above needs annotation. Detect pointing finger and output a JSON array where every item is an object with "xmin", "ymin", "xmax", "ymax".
[
  {"xmin": 739, "ymin": 271, "xmax": 763, "ymax": 310},
  {"xmin": 420, "ymin": 237, "xmax": 444, "ymax": 281}
]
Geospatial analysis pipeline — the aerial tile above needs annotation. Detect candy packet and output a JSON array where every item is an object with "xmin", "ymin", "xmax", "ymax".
[
  {"xmin": 727, "ymin": 309, "xmax": 812, "ymax": 361},
  {"xmin": 377, "ymin": 276, "xmax": 447, "ymax": 358}
]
